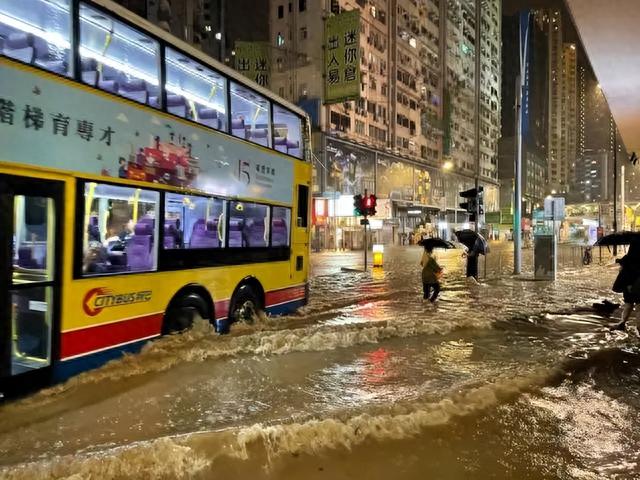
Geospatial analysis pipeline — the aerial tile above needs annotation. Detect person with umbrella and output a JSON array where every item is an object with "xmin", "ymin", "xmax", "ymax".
[
  {"xmin": 419, "ymin": 238, "xmax": 450, "ymax": 302},
  {"xmin": 454, "ymin": 230, "xmax": 488, "ymax": 282},
  {"xmin": 611, "ymin": 239, "xmax": 640, "ymax": 330}
]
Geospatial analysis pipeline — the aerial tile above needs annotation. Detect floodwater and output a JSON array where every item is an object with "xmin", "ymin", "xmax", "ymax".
[{"xmin": 1, "ymin": 243, "xmax": 638, "ymax": 479}]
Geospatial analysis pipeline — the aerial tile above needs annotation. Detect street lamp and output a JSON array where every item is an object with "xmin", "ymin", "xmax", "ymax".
[{"xmin": 442, "ymin": 160, "xmax": 454, "ymax": 171}]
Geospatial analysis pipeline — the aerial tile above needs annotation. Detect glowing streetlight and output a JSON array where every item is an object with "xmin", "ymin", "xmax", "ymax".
[{"xmin": 442, "ymin": 160, "xmax": 454, "ymax": 171}]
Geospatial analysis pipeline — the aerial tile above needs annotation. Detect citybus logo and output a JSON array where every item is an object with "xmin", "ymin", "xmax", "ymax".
[{"xmin": 83, "ymin": 287, "xmax": 152, "ymax": 317}]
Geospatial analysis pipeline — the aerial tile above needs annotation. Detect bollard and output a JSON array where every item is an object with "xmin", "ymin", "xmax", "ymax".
[{"xmin": 372, "ymin": 244, "xmax": 384, "ymax": 267}]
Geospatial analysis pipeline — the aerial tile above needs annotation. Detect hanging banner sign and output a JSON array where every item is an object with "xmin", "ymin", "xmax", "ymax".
[
  {"xmin": 324, "ymin": 9, "xmax": 361, "ymax": 104},
  {"xmin": 234, "ymin": 41, "xmax": 271, "ymax": 88}
]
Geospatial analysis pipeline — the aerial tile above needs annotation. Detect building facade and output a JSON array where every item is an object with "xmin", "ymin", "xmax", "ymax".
[
  {"xmin": 269, "ymin": 0, "xmax": 501, "ymax": 249},
  {"xmin": 561, "ymin": 42, "xmax": 577, "ymax": 194},
  {"xmin": 498, "ymin": 10, "xmax": 548, "ymax": 216}
]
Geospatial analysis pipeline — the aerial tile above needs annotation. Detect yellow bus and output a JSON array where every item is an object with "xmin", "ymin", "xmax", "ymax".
[{"xmin": 0, "ymin": 0, "xmax": 311, "ymax": 393}]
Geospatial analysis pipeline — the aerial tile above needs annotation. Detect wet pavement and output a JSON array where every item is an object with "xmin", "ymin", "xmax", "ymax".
[{"xmin": 1, "ymin": 243, "xmax": 639, "ymax": 479}]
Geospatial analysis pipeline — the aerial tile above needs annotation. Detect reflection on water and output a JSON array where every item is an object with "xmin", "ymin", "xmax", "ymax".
[{"xmin": 0, "ymin": 245, "xmax": 638, "ymax": 479}]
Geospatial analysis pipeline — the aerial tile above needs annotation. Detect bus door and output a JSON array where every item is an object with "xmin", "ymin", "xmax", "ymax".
[{"xmin": 0, "ymin": 175, "xmax": 63, "ymax": 386}]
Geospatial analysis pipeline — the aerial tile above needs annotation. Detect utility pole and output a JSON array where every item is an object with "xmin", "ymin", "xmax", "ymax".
[
  {"xmin": 514, "ymin": 12, "xmax": 530, "ymax": 275},
  {"xmin": 613, "ymin": 125, "xmax": 618, "ymax": 255},
  {"xmin": 514, "ymin": 74, "xmax": 523, "ymax": 275},
  {"xmin": 219, "ymin": 0, "xmax": 225, "ymax": 63},
  {"xmin": 474, "ymin": 0, "xmax": 481, "ymax": 234}
]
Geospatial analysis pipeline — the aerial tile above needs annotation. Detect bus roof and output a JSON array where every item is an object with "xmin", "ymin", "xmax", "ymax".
[{"xmin": 90, "ymin": 0, "xmax": 310, "ymax": 121}]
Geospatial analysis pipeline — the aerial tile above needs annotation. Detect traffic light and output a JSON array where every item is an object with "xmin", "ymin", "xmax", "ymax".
[
  {"xmin": 459, "ymin": 188, "xmax": 478, "ymax": 213},
  {"xmin": 353, "ymin": 194, "xmax": 364, "ymax": 216},
  {"xmin": 364, "ymin": 194, "xmax": 377, "ymax": 217}
]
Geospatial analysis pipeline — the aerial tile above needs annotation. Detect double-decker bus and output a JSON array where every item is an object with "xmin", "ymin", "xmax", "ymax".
[{"xmin": 0, "ymin": 0, "xmax": 311, "ymax": 393}]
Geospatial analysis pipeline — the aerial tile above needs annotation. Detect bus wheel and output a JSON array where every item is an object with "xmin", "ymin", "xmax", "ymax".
[
  {"xmin": 230, "ymin": 284, "xmax": 263, "ymax": 324},
  {"xmin": 163, "ymin": 293, "xmax": 210, "ymax": 335}
]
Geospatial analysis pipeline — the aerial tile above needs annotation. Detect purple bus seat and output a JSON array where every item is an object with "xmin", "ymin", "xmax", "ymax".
[
  {"xmin": 33, "ymin": 37, "xmax": 68, "ymax": 74},
  {"xmin": 100, "ymin": 65, "xmax": 119, "ymax": 80},
  {"xmin": 147, "ymin": 84, "xmax": 159, "ymax": 108},
  {"xmin": 98, "ymin": 79, "xmax": 118, "ymax": 93},
  {"xmin": 17, "ymin": 247, "xmax": 39, "ymax": 269},
  {"xmin": 197, "ymin": 107, "xmax": 219, "ymax": 129},
  {"xmin": 0, "ymin": 23, "xmax": 18, "ymax": 40},
  {"xmin": 167, "ymin": 94, "xmax": 187, "ymax": 117},
  {"xmin": 247, "ymin": 128, "xmax": 269, "ymax": 147},
  {"xmin": 271, "ymin": 218, "xmax": 288, "ymax": 246},
  {"xmin": 231, "ymin": 118, "xmax": 246, "ymax": 137},
  {"xmin": 164, "ymin": 223, "xmax": 176, "ymax": 249},
  {"xmin": 244, "ymin": 218, "xmax": 266, "ymax": 247},
  {"xmin": 127, "ymin": 223, "xmax": 153, "ymax": 271},
  {"xmin": 4, "ymin": 33, "xmax": 34, "ymax": 63},
  {"xmin": 81, "ymin": 58, "xmax": 98, "ymax": 86},
  {"xmin": 286, "ymin": 139, "xmax": 300, "ymax": 155},
  {"xmin": 190, "ymin": 218, "xmax": 219, "ymax": 248},
  {"xmin": 228, "ymin": 218, "xmax": 244, "ymax": 247},
  {"xmin": 119, "ymin": 79, "xmax": 148, "ymax": 104}
]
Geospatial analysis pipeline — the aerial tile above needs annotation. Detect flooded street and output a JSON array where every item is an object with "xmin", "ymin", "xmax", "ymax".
[{"xmin": 1, "ymin": 244, "xmax": 639, "ymax": 479}]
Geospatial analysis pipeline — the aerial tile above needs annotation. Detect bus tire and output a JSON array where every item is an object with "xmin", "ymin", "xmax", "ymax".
[
  {"xmin": 163, "ymin": 293, "xmax": 210, "ymax": 335},
  {"xmin": 229, "ymin": 284, "xmax": 263, "ymax": 325}
]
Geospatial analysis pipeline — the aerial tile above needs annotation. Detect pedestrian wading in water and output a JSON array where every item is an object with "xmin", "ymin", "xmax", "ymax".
[
  {"xmin": 421, "ymin": 245, "xmax": 443, "ymax": 302},
  {"xmin": 611, "ymin": 240, "xmax": 640, "ymax": 330}
]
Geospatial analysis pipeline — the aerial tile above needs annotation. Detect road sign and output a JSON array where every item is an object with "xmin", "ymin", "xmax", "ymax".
[{"xmin": 544, "ymin": 196, "xmax": 565, "ymax": 220}]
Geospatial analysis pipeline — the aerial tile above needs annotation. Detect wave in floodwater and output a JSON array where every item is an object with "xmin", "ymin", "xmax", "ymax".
[
  {"xmin": 0, "ymin": 366, "xmax": 566, "ymax": 480},
  {"xmin": 22, "ymin": 307, "xmax": 492, "ymax": 401}
]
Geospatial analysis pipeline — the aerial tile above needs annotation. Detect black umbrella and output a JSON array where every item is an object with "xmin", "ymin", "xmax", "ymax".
[
  {"xmin": 419, "ymin": 237, "xmax": 456, "ymax": 250},
  {"xmin": 454, "ymin": 229, "xmax": 488, "ymax": 255},
  {"xmin": 594, "ymin": 231, "xmax": 640, "ymax": 247}
]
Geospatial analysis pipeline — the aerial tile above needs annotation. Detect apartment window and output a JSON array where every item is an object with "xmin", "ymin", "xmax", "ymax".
[
  {"xmin": 299, "ymin": 27, "xmax": 307, "ymax": 40},
  {"xmin": 288, "ymin": 2, "xmax": 292, "ymax": 12},
  {"xmin": 299, "ymin": 0, "xmax": 306, "ymax": 12},
  {"xmin": 278, "ymin": 5, "xmax": 284, "ymax": 18}
]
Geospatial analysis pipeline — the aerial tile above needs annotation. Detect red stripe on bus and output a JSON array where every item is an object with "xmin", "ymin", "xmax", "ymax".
[
  {"xmin": 215, "ymin": 299, "xmax": 230, "ymax": 320},
  {"xmin": 61, "ymin": 313, "xmax": 163, "ymax": 359},
  {"xmin": 265, "ymin": 285, "xmax": 306, "ymax": 306}
]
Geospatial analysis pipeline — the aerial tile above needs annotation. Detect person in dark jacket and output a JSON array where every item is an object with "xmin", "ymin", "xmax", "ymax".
[
  {"xmin": 421, "ymin": 245, "xmax": 443, "ymax": 302},
  {"xmin": 611, "ymin": 240, "xmax": 640, "ymax": 330}
]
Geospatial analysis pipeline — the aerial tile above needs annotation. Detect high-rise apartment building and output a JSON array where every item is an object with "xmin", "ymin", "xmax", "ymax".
[
  {"xmin": 269, "ymin": 0, "xmax": 501, "ymax": 248},
  {"xmin": 498, "ymin": 10, "xmax": 548, "ymax": 215},
  {"xmin": 561, "ymin": 43, "xmax": 577, "ymax": 192},
  {"xmin": 547, "ymin": 8, "xmax": 564, "ymax": 193}
]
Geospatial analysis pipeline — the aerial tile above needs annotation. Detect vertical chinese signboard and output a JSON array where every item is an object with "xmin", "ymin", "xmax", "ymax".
[
  {"xmin": 234, "ymin": 41, "xmax": 271, "ymax": 88},
  {"xmin": 324, "ymin": 9, "xmax": 361, "ymax": 104}
]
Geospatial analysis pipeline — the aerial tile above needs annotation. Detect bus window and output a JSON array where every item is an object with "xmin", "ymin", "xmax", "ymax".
[
  {"xmin": 12, "ymin": 195, "xmax": 54, "ymax": 283},
  {"xmin": 78, "ymin": 2, "xmax": 159, "ymax": 107},
  {"xmin": 230, "ymin": 82, "xmax": 271, "ymax": 148},
  {"xmin": 229, "ymin": 201, "xmax": 270, "ymax": 248},
  {"xmin": 164, "ymin": 193, "xmax": 225, "ymax": 249},
  {"xmin": 82, "ymin": 182, "xmax": 159, "ymax": 275},
  {"xmin": 273, "ymin": 105, "xmax": 302, "ymax": 159},
  {"xmin": 297, "ymin": 185, "xmax": 309, "ymax": 227},
  {"xmin": 0, "ymin": 0, "xmax": 71, "ymax": 77},
  {"xmin": 271, "ymin": 206, "xmax": 291, "ymax": 247},
  {"xmin": 165, "ymin": 48, "xmax": 228, "ymax": 131}
]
